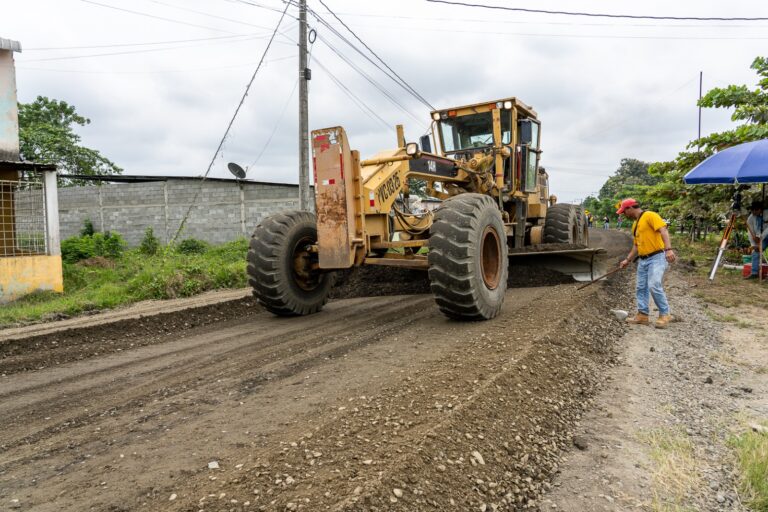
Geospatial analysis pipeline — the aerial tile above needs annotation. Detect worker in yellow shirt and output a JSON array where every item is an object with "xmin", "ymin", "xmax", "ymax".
[{"xmin": 617, "ymin": 198, "xmax": 677, "ymax": 328}]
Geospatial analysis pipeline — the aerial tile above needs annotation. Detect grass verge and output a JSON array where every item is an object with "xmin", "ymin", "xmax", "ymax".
[
  {"xmin": 0, "ymin": 239, "xmax": 248, "ymax": 328},
  {"xmin": 637, "ymin": 427, "xmax": 702, "ymax": 512},
  {"xmin": 729, "ymin": 423, "xmax": 768, "ymax": 511}
]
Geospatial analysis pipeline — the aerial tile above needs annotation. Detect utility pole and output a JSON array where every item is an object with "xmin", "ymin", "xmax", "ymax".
[
  {"xmin": 298, "ymin": 0, "xmax": 311, "ymax": 211},
  {"xmin": 697, "ymin": 71, "xmax": 703, "ymax": 144}
]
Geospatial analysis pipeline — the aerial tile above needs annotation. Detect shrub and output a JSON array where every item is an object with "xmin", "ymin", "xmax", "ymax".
[
  {"xmin": 176, "ymin": 238, "xmax": 209, "ymax": 255},
  {"xmin": 80, "ymin": 218, "xmax": 95, "ymax": 236},
  {"xmin": 139, "ymin": 227, "xmax": 161, "ymax": 255},
  {"xmin": 93, "ymin": 231, "xmax": 125, "ymax": 259},
  {"xmin": 61, "ymin": 235, "xmax": 95, "ymax": 263},
  {"xmin": 61, "ymin": 231, "xmax": 125, "ymax": 263}
]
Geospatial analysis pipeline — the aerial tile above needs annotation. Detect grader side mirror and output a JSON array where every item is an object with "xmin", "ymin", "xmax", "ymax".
[{"xmin": 419, "ymin": 134, "xmax": 432, "ymax": 153}]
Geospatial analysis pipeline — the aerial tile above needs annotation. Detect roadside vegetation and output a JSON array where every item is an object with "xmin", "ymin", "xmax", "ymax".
[
  {"xmin": 584, "ymin": 56, "xmax": 768, "ymax": 236},
  {"xmin": 0, "ymin": 225, "xmax": 248, "ymax": 327},
  {"xmin": 729, "ymin": 424, "xmax": 768, "ymax": 511}
]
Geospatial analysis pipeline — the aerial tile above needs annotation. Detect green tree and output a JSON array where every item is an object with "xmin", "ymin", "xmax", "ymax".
[
  {"xmin": 646, "ymin": 56, "xmax": 768, "ymax": 229},
  {"xmin": 598, "ymin": 158, "xmax": 658, "ymax": 199},
  {"xmin": 18, "ymin": 96, "xmax": 122, "ymax": 181}
]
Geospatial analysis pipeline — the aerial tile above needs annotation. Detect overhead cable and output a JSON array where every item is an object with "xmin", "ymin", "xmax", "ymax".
[
  {"xmin": 80, "ymin": 0, "xmax": 237, "ymax": 33},
  {"xmin": 316, "ymin": 34, "xmax": 423, "ymax": 125},
  {"xmin": 149, "ymin": 0, "xmax": 283, "ymax": 30},
  {"xmin": 425, "ymin": 0, "xmax": 768, "ymax": 22},
  {"xmin": 315, "ymin": 0, "xmax": 435, "ymax": 110},
  {"xmin": 172, "ymin": 1, "xmax": 291, "ymax": 243},
  {"xmin": 22, "ymin": 33, "xmax": 287, "ymax": 62},
  {"xmin": 25, "ymin": 34, "xmax": 259, "ymax": 51},
  {"xmin": 311, "ymin": 56, "xmax": 393, "ymax": 131}
]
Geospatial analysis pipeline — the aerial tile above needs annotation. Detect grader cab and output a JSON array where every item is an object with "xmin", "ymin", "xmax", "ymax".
[{"xmin": 247, "ymin": 97, "xmax": 597, "ymax": 320}]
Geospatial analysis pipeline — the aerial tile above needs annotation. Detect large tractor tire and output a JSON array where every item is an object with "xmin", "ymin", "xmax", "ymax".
[
  {"xmin": 543, "ymin": 203, "xmax": 579, "ymax": 244},
  {"xmin": 574, "ymin": 205, "xmax": 589, "ymax": 247},
  {"xmin": 428, "ymin": 194, "xmax": 508, "ymax": 321},
  {"xmin": 247, "ymin": 211, "xmax": 333, "ymax": 316}
]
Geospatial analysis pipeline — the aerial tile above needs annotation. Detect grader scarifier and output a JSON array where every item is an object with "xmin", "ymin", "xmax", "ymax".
[{"xmin": 247, "ymin": 97, "xmax": 599, "ymax": 320}]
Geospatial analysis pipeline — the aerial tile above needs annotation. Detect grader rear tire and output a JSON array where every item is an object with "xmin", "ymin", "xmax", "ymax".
[
  {"xmin": 543, "ymin": 203, "xmax": 578, "ymax": 244},
  {"xmin": 247, "ymin": 211, "xmax": 333, "ymax": 316},
  {"xmin": 575, "ymin": 205, "xmax": 589, "ymax": 247},
  {"xmin": 428, "ymin": 194, "xmax": 508, "ymax": 321}
]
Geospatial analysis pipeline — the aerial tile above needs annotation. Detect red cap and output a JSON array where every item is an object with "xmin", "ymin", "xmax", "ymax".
[{"xmin": 616, "ymin": 198, "xmax": 639, "ymax": 214}]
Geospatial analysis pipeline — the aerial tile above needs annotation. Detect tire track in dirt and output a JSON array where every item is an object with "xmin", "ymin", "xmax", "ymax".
[{"xmin": 0, "ymin": 295, "xmax": 437, "ymax": 457}]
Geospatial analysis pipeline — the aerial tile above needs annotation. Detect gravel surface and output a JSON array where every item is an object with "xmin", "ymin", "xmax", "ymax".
[{"xmin": 542, "ymin": 267, "xmax": 759, "ymax": 511}]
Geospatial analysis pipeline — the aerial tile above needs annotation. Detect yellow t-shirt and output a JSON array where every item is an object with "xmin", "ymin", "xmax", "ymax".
[{"xmin": 632, "ymin": 211, "xmax": 667, "ymax": 256}]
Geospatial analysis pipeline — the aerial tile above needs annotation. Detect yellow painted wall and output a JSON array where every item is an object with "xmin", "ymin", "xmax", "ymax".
[{"xmin": 0, "ymin": 255, "xmax": 63, "ymax": 303}]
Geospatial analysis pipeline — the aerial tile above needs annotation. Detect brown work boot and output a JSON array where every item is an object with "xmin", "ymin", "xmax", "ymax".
[
  {"xmin": 655, "ymin": 314, "xmax": 673, "ymax": 329},
  {"xmin": 626, "ymin": 312, "xmax": 649, "ymax": 325}
]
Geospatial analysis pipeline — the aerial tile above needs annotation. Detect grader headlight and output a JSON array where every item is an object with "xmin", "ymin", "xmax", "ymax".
[
  {"xmin": 503, "ymin": 100, "xmax": 513, "ymax": 109},
  {"xmin": 405, "ymin": 142, "xmax": 420, "ymax": 157},
  {"xmin": 431, "ymin": 112, "xmax": 441, "ymax": 121}
]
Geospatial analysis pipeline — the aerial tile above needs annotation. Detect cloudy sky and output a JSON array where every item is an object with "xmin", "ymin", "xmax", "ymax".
[{"xmin": 3, "ymin": 0, "xmax": 767, "ymax": 202}]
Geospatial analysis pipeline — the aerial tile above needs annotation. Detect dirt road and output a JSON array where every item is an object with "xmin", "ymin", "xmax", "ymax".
[{"xmin": 0, "ymin": 230, "xmax": 630, "ymax": 512}]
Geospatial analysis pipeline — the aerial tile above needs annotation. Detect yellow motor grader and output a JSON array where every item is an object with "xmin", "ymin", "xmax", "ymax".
[{"xmin": 247, "ymin": 97, "xmax": 598, "ymax": 320}]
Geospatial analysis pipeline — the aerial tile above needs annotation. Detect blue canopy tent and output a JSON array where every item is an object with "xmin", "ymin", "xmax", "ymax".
[{"xmin": 683, "ymin": 139, "xmax": 768, "ymax": 280}]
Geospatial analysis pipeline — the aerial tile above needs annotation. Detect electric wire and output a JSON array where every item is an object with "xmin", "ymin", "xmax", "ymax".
[
  {"xmin": 80, "ymin": 0, "xmax": 237, "ymax": 33},
  {"xmin": 316, "ymin": 33, "xmax": 424, "ymax": 126},
  {"xmin": 311, "ymin": 56, "xmax": 393, "ymax": 130},
  {"xmin": 148, "ymin": 0, "xmax": 280, "ymax": 30},
  {"xmin": 171, "ymin": 1, "xmax": 291, "ymax": 243},
  {"xmin": 425, "ymin": 0, "xmax": 768, "ymax": 22},
  {"xmin": 315, "ymin": 0, "xmax": 435, "ymax": 110},
  {"xmin": 234, "ymin": 0, "xmax": 430, "ymax": 127},
  {"xmin": 22, "ymin": 34, "xmax": 282, "ymax": 62},
  {"xmin": 25, "ymin": 33, "xmax": 258, "ymax": 51},
  {"xmin": 17, "ymin": 54, "xmax": 296, "ymax": 74},
  {"xmin": 224, "ymin": 0, "xmax": 292, "ymax": 15},
  {"xmin": 305, "ymin": 3, "xmax": 433, "ymax": 111}
]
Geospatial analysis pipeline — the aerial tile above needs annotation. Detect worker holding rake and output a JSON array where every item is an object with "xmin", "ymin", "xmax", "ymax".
[{"xmin": 617, "ymin": 198, "xmax": 677, "ymax": 329}]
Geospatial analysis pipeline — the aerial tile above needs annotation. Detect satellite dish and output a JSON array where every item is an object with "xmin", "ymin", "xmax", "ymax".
[{"xmin": 227, "ymin": 162, "xmax": 246, "ymax": 179}]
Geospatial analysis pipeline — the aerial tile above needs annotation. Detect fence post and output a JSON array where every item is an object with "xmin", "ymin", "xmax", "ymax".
[{"xmin": 42, "ymin": 169, "xmax": 60, "ymax": 256}]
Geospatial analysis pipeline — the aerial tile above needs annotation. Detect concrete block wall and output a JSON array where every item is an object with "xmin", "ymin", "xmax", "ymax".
[{"xmin": 58, "ymin": 179, "xmax": 309, "ymax": 246}]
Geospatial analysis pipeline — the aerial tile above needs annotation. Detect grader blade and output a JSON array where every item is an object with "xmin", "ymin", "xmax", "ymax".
[{"xmin": 509, "ymin": 247, "xmax": 607, "ymax": 282}]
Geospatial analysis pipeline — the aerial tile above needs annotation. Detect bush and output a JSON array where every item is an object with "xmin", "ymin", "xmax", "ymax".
[
  {"xmin": 176, "ymin": 238, "xmax": 209, "ymax": 255},
  {"xmin": 93, "ymin": 231, "xmax": 125, "ymax": 259},
  {"xmin": 139, "ymin": 227, "xmax": 161, "ymax": 255},
  {"xmin": 80, "ymin": 218, "xmax": 95, "ymax": 237},
  {"xmin": 61, "ymin": 231, "xmax": 125, "ymax": 263},
  {"xmin": 61, "ymin": 235, "xmax": 95, "ymax": 263}
]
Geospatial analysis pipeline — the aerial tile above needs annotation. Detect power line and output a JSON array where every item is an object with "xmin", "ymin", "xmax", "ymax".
[
  {"xmin": 325, "ymin": 10, "xmax": 768, "ymax": 29},
  {"xmin": 22, "ymin": 34, "xmax": 279, "ymax": 62},
  {"xmin": 224, "ymin": 0, "xmax": 292, "ymax": 15},
  {"xmin": 312, "ymin": 56, "xmax": 393, "ymax": 131},
  {"xmin": 80, "ymin": 0, "xmax": 237, "ymax": 33},
  {"xmin": 148, "ymin": 0, "xmax": 282, "ymax": 30},
  {"xmin": 17, "ymin": 54, "xmax": 296, "ymax": 74},
  {"xmin": 425, "ymin": 0, "xmax": 768, "ymax": 22},
  {"xmin": 25, "ymin": 33, "xmax": 258, "ymax": 51},
  {"xmin": 315, "ymin": 0, "xmax": 435, "ymax": 110},
  {"xmin": 172, "ymin": 1, "xmax": 291, "ymax": 242},
  {"xmin": 316, "ymin": 33, "xmax": 424, "ymax": 126}
]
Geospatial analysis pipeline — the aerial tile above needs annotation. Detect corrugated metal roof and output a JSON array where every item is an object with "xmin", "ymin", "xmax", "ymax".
[{"xmin": 0, "ymin": 38, "xmax": 22, "ymax": 52}]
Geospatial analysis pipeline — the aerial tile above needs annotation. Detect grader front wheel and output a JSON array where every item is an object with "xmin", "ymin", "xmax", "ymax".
[
  {"xmin": 428, "ymin": 194, "xmax": 509, "ymax": 321},
  {"xmin": 247, "ymin": 211, "xmax": 333, "ymax": 316}
]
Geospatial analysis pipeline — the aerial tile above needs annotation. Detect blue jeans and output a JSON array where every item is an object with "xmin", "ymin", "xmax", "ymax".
[
  {"xmin": 636, "ymin": 252, "xmax": 669, "ymax": 315},
  {"xmin": 752, "ymin": 237, "xmax": 768, "ymax": 275}
]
